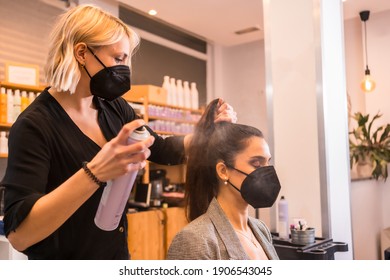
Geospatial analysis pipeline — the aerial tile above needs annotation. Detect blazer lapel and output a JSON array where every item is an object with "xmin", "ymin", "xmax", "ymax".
[{"xmin": 207, "ymin": 198, "xmax": 249, "ymax": 260}]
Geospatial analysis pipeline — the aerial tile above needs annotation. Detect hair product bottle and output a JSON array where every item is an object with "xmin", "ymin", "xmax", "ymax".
[
  {"xmin": 6, "ymin": 89, "xmax": 14, "ymax": 123},
  {"xmin": 0, "ymin": 88, "xmax": 7, "ymax": 123},
  {"xmin": 278, "ymin": 196, "xmax": 289, "ymax": 239},
  {"xmin": 13, "ymin": 89, "xmax": 21, "ymax": 121},
  {"xmin": 190, "ymin": 82, "xmax": 199, "ymax": 110},
  {"xmin": 183, "ymin": 81, "xmax": 191, "ymax": 109},
  {"xmin": 176, "ymin": 79, "xmax": 184, "ymax": 108},
  {"xmin": 0, "ymin": 131, "xmax": 7, "ymax": 154},
  {"xmin": 94, "ymin": 126, "xmax": 150, "ymax": 231},
  {"xmin": 162, "ymin": 76, "xmax": 171, "ymax": 106},
  {"xmin": 169, "ymin": 77, "xmax": 177, "ymax": 107},
  {"xmin": 21, "ymin": 91, "xmax": 29, "ymax": 112}
]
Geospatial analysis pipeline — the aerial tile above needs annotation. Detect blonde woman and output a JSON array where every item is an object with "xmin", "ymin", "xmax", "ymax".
[{"xmin": 2, "ymin": 5, "xmax": 236, "ymax": 259}]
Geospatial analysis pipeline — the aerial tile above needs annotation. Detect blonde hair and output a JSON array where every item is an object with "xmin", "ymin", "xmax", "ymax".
[{"xmin": 45, "ymin": 4, "xmax": 139, "ymax": 93}]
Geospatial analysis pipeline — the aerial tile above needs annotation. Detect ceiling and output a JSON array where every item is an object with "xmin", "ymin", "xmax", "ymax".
[{"xmin": 118, "ymin": 0, "xmax": 390, "ymax": 47}]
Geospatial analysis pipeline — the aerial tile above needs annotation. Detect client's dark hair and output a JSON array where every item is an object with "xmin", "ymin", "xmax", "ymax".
[{"xmin": 185, "ymin": 99, "xmax": 263, "ymax": 221}]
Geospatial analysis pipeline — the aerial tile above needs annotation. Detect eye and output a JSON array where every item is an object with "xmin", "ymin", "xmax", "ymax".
[
  {"xmin": 115, "ymin": 57, "xmax": 124, "ymax": 63},
  {"xmin": 250, "ymin": 159, "xmax": 265, "ymax": 168},
  {"xmin": 249, "ymin": 156, "xmax": 270, "ymax": 168}
]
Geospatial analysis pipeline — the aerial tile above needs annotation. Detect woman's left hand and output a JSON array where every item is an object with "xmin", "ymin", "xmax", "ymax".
[{"xmin": 215, "ymin": 98, "xmax": 237, "ymax": 123}]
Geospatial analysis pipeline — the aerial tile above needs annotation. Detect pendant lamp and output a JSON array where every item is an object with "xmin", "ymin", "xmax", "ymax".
[{"xmin": 359, "ymin": 10, "xmax": 376, "ymax": 93}]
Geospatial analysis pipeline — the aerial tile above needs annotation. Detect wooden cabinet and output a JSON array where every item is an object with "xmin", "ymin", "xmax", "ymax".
[{"xmin": 126, "ymin": 207, "xmax": 188, "ymax": 260}]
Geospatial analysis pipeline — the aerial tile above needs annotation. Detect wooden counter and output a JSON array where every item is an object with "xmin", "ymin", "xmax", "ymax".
[{"xmin": 126, "ymin": 207, "xmax": 188, "ymax": 260}]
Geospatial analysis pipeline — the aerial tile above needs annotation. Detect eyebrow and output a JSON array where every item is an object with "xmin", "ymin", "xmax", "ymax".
[{"xmin": 249, "ymin": 156, "xmax": 269, "ymax": 163}]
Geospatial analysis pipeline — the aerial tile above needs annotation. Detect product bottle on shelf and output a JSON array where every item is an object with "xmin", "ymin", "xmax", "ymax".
[
  {"xmin": 169, "ymin": 77, "xmax": 177, "ymax": 106},
  {"xmin": 21, "ymin": 91, "xmax": 29, "ymax": 112},
  {"xmin": 183, "ymin": 81, "xmax": 191, "ymax": 109},
  {"xmin": 162, "ymin": 76, "xmax": 171, "ymax": 106},
  {"xmin": 190, "ymin": 82, "xmax": 199, "ymax": 110},
  {"xmin": 0, "ymin": 131, "xmax": 8, "ymax": 154},
  {"xmin": 13, "ymin": 89, "xmax": 21, "ymax": 121},
  {"xmin": 278, "ymin": 196, "xmax": 289, "ymax": 239},
  {"xmin": 0, "ymin": 87, "xmax": 7, "ymax": 123},
  {"xmin": 28, "ymin": 91, "xmax": 35, "ymax": 105},
  {"xmin": 7, "ymin": 89, "xmax": 14, "ymax": 123},
  {"xmin": 94, "ymin": 126, "xmax": 151, "ymax": 231},
  {"xmin": 176, "ymin": 79, "xmax": 184, "ymax": 108}
]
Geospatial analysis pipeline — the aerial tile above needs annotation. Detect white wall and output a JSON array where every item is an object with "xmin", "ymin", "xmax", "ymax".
[
  {"xmin": 344, "ymin": 9, "xmax": 390, "ymax": 260},
  {"xmin": 219, "ymin": 7, "xmax": 390, "ymax": 260},
  {"xmin": 220, "ymin": 41, "xmax": 268, "ymax": 137}
]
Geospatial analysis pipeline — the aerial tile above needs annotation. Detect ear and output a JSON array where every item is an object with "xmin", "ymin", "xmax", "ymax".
[
  {"xmin": 216, "ymin": 161, "xmax": 229, "ymax": 182},
  {"xmin": 74, "ymin": 43, "xmax": 88, "ymax": 65}
]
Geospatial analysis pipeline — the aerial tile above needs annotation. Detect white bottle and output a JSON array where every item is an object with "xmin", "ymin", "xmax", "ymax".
[
  {"xmin": 170, "ymin": 77, "xmax": 177, "ymax": 106},
  {"xmin": 278, "ymin": 196, "xmax": 289, "ymax": 239},
  {"xmin": 176, "ymin": 79, "xmax": 184, "ymax": 108},
  {"xmin": 0, "ymin": 131, "xmax": 7, "ymax": 154},
  {"xmin": 162, "ymin": 76, "xmax": 171, "ymax": 106},
  {"xmin": 6, "ymin": 89, "xmax": 14, "ymax": 123},
  {"xmin": 13, "ymin": 89, "xmax": 21, "ymax": 120},
  {"xmin": 183, "ymin": 81, "xmax": 191, "ymax": 109},
  {"xmin": 94, "ymin": 126, "xmax": 150, "ymax": 231},
  {"xmin": 190, "ymin": 82, "xmax": 199, "ymax": 110}
]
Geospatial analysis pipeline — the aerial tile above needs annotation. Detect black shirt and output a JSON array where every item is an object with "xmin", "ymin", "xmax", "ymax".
[{"xmin": 2, "ymin": 89, "xmax": 185, "ymax": 259}]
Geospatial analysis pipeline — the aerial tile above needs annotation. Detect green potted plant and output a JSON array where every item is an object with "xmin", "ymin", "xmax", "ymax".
[{"xmin": 349, "ymin": 112, "xmax": 390, "ymax": 180}]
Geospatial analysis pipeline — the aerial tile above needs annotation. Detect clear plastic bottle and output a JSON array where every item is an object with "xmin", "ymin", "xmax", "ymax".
[
  {"xmin": 94, "ymin": 126, "xmax": 151, "ymax": 231},
  {"xmin": 190, "ymin": 82, "xmax": 199, "ymax": 110},
  {"xmin": 278, "ymin": 196, "xmax": 289, "ymax": 239}
]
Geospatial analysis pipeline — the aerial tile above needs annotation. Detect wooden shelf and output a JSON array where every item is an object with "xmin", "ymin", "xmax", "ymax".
[
  {"xmin": 0, "ymin": 82, "xmax": 46, "ymax": 92},
  {"xmin": 0, "ymin": 123, "xmax": 12, "ymax": 129},
  {"xmin": 149, "ymin": 115, "xmax": 199, "ymax": 124},
  {"xmin": 148, "ymin": 101, "xmax": 203, "ymax": 114},
  {"xmin": 0, "ymin": 153, "xmax": 7, "ymax": 158}
]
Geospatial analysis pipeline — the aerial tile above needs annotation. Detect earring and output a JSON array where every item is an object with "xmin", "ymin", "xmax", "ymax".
[{"xmin": 224, "ymin": 180, "xmax": 228, "ymax": 185}]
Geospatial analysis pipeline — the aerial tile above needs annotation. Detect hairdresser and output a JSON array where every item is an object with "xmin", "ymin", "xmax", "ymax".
[{"xmin": 2, "ymin": 4, "xmax": 236, "ymax": 260}]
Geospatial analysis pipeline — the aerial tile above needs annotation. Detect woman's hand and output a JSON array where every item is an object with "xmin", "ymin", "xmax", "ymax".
[
  {"xmin": 87, "ymin": 119, "xmax": 155, "ymax": 182},
  {"xmin": 215, "ymin": 98, "xmax": 237, "ymax": 123}
]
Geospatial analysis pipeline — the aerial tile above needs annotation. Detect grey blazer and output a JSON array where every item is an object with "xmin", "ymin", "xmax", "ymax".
[{"xmin": 167, "ymin": 198, "xmax": 279, "ymax": 260}]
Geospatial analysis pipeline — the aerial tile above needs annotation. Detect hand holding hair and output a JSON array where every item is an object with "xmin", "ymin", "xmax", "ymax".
[{"xmin": 215, "ymin": 98, "xmax": 238, "ymax": 123}]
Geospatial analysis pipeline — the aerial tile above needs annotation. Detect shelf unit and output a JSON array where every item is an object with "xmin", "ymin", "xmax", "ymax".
[
  {"xmin": 0, "ymin": 82, "xmax": 46, "ymax": 158},
  {"xmin": 123, "ymin": 85, "xmax": 202, "ymax": 184}
]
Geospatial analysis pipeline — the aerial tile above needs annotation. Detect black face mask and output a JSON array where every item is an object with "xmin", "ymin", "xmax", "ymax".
[
  {"xmin": 84, "ymin": 46, "xmax": 131, "ymax": 101},
  {"xmin": 226, "ymin": 165, "xmax": 281, "ymax": 208}
]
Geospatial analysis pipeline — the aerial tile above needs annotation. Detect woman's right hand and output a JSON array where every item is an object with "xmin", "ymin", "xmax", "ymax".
[{"xmin": 86, "ymin": 119, "xmax": 155, "ymax": 182}]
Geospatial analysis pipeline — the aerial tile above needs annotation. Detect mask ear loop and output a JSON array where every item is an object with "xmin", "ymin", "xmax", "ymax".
[
  {"xmin": 224, "ymin": 164, "xmax": 250, "ymax": 193},
  {"xmin": 226, "ymin": 165, "xmax": 250, "ymax": 176},
  {"xmin": 86, "ymin": 46, "xmax": 109, "ymax": 71}
]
